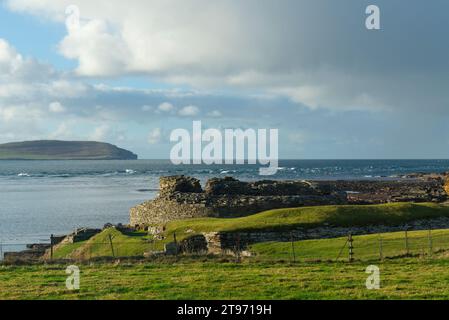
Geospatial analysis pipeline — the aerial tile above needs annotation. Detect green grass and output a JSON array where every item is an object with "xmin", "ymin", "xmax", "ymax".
[
  {"xmin": 6, "ymin": 202, "xmax": 449, "ymax": 300},
  {"xmin": 251, "ymin": 228, "xmax": 449, "ymax": 261},
  {"xmin": 52, "ymin": 229, "xmax": 152, "ymax": 259},
  {"xmin": 53, "ymin": 226, "xmax": 449, "ymax": 262},
  {"xmin": 0, "ymin": 151, "xmax": 54, "ymax": 160},
  {"xmin": 3, "ymin": 258, "xmax": 449, "ymax": 299},
  {"xmin": 52, "ymin": 202, "xmax": 449, "ymax": 260},
  {"xmin": 162, "ymin": 202, "xmax": 449, "ymax": 243}
]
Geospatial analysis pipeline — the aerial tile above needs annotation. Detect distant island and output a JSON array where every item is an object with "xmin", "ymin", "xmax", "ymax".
[{"xmin": 0, "ymin": 140, "xmax": 138, "ymax": 160}]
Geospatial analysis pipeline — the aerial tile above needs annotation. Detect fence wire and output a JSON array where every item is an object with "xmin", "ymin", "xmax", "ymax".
[{"xmin": 1, "ymin": 228, "xmax": 449, "ymax": 263}]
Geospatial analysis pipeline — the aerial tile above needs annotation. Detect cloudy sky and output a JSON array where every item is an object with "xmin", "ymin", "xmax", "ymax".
[{"xmin": 0, "ymin": 0, "xmax": 448, "ymax": 159}]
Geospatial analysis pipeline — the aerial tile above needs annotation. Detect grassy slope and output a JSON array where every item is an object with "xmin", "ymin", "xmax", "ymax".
[
  {"xmin": 250, "ymin": 228, "xmax": 449, "ymax": 261},
  {"xmin": 3, "ymin": 258, "xmax": 449, "ymax": 299},
  {"xmin": 53, "ymin": 202, "xmax": 449, "ymax": 260},
  {"xmin": 8, "ymin": 202, "xmax": 449, "ymax": 300},
  {"xmin": 0, "ymin": 151, "xmax": 54, "ymax": 160},
  {"xmin": 163, "ymin": 202, "xmax": 449, "ymax": 237},
  {"xmin": 52, "ymin": 229, "xmax": 152, "ymax": 259}
]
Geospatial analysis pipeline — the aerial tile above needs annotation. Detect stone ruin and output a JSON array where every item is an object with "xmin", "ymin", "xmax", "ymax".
[{"xmin": 129, "ymin": 174, "xmax": 449, "ymax": 227}]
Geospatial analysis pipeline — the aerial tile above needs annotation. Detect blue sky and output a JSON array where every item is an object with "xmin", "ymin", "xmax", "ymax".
[{"xmin": 0, "ymin": 0, "xmax": 448, "ymax": 159}]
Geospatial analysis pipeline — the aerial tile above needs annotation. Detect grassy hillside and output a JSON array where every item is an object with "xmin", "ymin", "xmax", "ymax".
[
  {"xmin": 52, "ymin": 202, "xmax": 449, "ymax": 260},
  {"xmin": 3, "ymin": 258, "xmax": 449, "ymax": 299},
  {"xmin": 163, "ymin": 202, "xmax": 449, "ymax": 235},
  {"xmin": 51, "ymin": 228, "xmax": 151, "ymax": 259},
  {"xmin": 0, "ymin": 140, "xmax": 138, "ymax": 160},
  {"xmin": 6, "ymin": 202, "xmax": 449, "ymax": 300},
  {"xmin": 52, "ymin": 226, "xmax": 449, "ymax": 261}
]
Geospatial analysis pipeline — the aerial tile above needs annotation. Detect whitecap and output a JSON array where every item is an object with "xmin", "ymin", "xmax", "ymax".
[{"xmin": 17, "ymin": 173, "xmax": 30, "ymax": 177}]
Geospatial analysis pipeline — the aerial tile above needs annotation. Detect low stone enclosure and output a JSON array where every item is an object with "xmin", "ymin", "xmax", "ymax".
[
  {"xmin": 130, "ymin": 173, "xmax": 449, "ymax": 256},
  {"xmin": 172, "ymin": 217, "xmax": 449, "ymax": 256}
]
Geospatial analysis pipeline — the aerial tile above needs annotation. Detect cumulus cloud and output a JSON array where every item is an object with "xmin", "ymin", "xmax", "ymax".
[
  {"xmin": 49, "ymin": 101, "xmax": 66, "ymax": 113},
  {"xmin": 6, "ymin": 0, "xmax": 449, "ymax": 113},
  {"xmin": 157, "ymin": 102, "xmax": 175, "ymax": 113},
  {"xmin": 178, "ymin": 105, "xmax": 199, "ymax": 117},
  {"xmin": 2, "ymin": 2, "xmax": 449, "ymax": 157}
]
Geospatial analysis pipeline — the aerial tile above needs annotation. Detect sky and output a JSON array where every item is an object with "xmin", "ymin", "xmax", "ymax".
[{"xmin": 0, "ymin": 0, "xmax": 448, "ymax": 159}]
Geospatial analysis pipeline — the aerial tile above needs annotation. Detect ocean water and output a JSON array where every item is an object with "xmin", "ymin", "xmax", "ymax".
[{"xmin": 1, "ymin": 159, "xmax": 449, "ymax": 251}]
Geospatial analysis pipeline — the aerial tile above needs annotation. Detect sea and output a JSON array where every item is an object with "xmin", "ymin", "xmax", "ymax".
[{"xmin": 1, "ymin": 159, "xmax": 449, "ymax": 253}]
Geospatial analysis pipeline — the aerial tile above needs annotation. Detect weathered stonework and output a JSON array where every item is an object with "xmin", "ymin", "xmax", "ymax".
[
  {"xmin": 130, "ymin": 175, "xmax": 348, "ymax": 226},
  {"xmin": 176, "ymin": 216, "xmax": 449, "ymax": 255},
  {"xmin": 130, "ymin": 174, "xmax": 449, "ymax": 227}
]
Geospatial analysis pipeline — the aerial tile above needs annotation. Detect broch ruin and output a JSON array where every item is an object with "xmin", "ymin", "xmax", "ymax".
[
  {"xmin": 129, "ymin": 174, "xmax": 449, "ymax": 255},
  {"xmin": 130, "ymin": 174, "xmax": 449, "ymax": 227}
]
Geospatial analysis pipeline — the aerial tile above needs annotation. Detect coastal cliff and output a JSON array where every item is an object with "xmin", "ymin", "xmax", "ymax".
[{"xmin": 0, "ymin": 140, "xmax": 138, "ymax": 160}]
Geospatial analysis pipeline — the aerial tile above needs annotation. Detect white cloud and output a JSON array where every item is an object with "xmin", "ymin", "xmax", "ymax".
[
  {"xmin": 0, "ymin": 38, "xmax": 23, "ymax": 74},
  {"xmin": 49, "ymin": 101, "xmax": 66, "ymax": 113},
  {"xmin": 157, "ymin": 102, "xmax": 174, "ymax": 113},
  {"xmin": 7, "ymin": 0, "xmax": 449, "ymax": 113},
  {"xmin": 59, "ymin": 19, "xmax": 129, "ymax": 76},
  {"xmin": 147, "ymin": 127, "xmax": 162, "ymax": 144},
  {"xmin": 178, "ymin": 105, "xmax": 199, "ymax": 117}
]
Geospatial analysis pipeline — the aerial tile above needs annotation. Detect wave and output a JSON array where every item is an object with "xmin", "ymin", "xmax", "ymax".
[{"xmin": 17, "ymin": 172, "xmax": 30, "ymax": 177}]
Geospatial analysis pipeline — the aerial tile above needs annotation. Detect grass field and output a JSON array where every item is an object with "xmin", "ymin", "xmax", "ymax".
[
  {"xmin": 52, "ymin": 226, "xmax": 449, "ymax": 261},
  {"xmin": 2, "ymin": 257, "xmax": 449, "ymax": 299},
  {"xmin": 5, "ymin": 202, "xmax": 449, "ymax": 300},
  {"xmin": 52, "ymin": 202, "xmax": 449, "ymax": 260}
]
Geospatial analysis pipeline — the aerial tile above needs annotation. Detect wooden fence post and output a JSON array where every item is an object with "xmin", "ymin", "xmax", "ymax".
[
  {"xmin": 379, "ymin": 234, "xmax": 383, "ymax": 261},
  {"xmin": 348, "ymin": 233, "xmax": 354, "ymax": 263},
  {"xmin": 235, "ymin": 234, "xmax": 241, "ymax": 263},
  {"xmin": 428, "ymin": 227, "xmax": 433, "ymax": 257},
  {"xmin": 290, "ymin": 232, "xmax": 296, "ymax": 263},
  {"xmin": 50, "ymin": 234, "xmax": 54, "ymax": 260},
  {"xmin": 405, "ymin": 228, "xmax": 409, "ymax": 255},
  {"xmin": 108, "ymin": 234, "xmax": 115, "ymax": 257},
  {"xmin": 173, "ymin": 232, "xmax": 178, "ymax": 257}
]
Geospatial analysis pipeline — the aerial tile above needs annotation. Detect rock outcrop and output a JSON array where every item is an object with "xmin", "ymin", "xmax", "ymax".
[{"xmin": 130, "ymin": 174, "xmax": 449, "ymax": 227}]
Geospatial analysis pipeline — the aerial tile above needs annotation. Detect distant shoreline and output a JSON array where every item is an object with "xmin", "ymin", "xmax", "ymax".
[{"xmin": 0, "ymin": 140, "xmax": 138, "ymax": 160}]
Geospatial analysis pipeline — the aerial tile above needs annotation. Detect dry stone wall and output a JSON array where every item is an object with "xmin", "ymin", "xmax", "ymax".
[
  {"xmin": 175, "ymin": 216, "xmax": 449, "ymax": 255},
  {"xmin": 130, "ymin": 174, "xmax": 449, "ymax": 227}
]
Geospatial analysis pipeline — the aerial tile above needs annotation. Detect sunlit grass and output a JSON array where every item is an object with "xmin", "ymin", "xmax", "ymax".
[{"xmin": 2, "ymin": 258, "xmax": 449, "ymax": 299}]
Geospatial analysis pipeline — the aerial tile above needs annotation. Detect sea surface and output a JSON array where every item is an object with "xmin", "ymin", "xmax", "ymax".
[{"xmin": 1, "ymin": 159, "xmax": 449, "ymax": 253}]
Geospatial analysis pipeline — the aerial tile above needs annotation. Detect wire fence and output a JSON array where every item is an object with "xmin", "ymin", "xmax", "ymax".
[
  {"xmin": 2, "ymin": 228, "xmax": 449, "ymax": 263},
  {"xmin": 250, "ymin": 229, "xmax": 449, "ymax": 263}
]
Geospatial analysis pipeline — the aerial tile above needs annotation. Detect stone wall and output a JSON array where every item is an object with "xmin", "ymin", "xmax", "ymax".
[
  {"xmin": 130, "ymin": 197, "xmax": 216, "ymax": 226},
  {"xmin": 176, "ymin": 216, "xmax": 449, "ymax": 255},
  {"xmin": 129, "ymin": 174, "xmax": 448, "ymax": 227}
]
